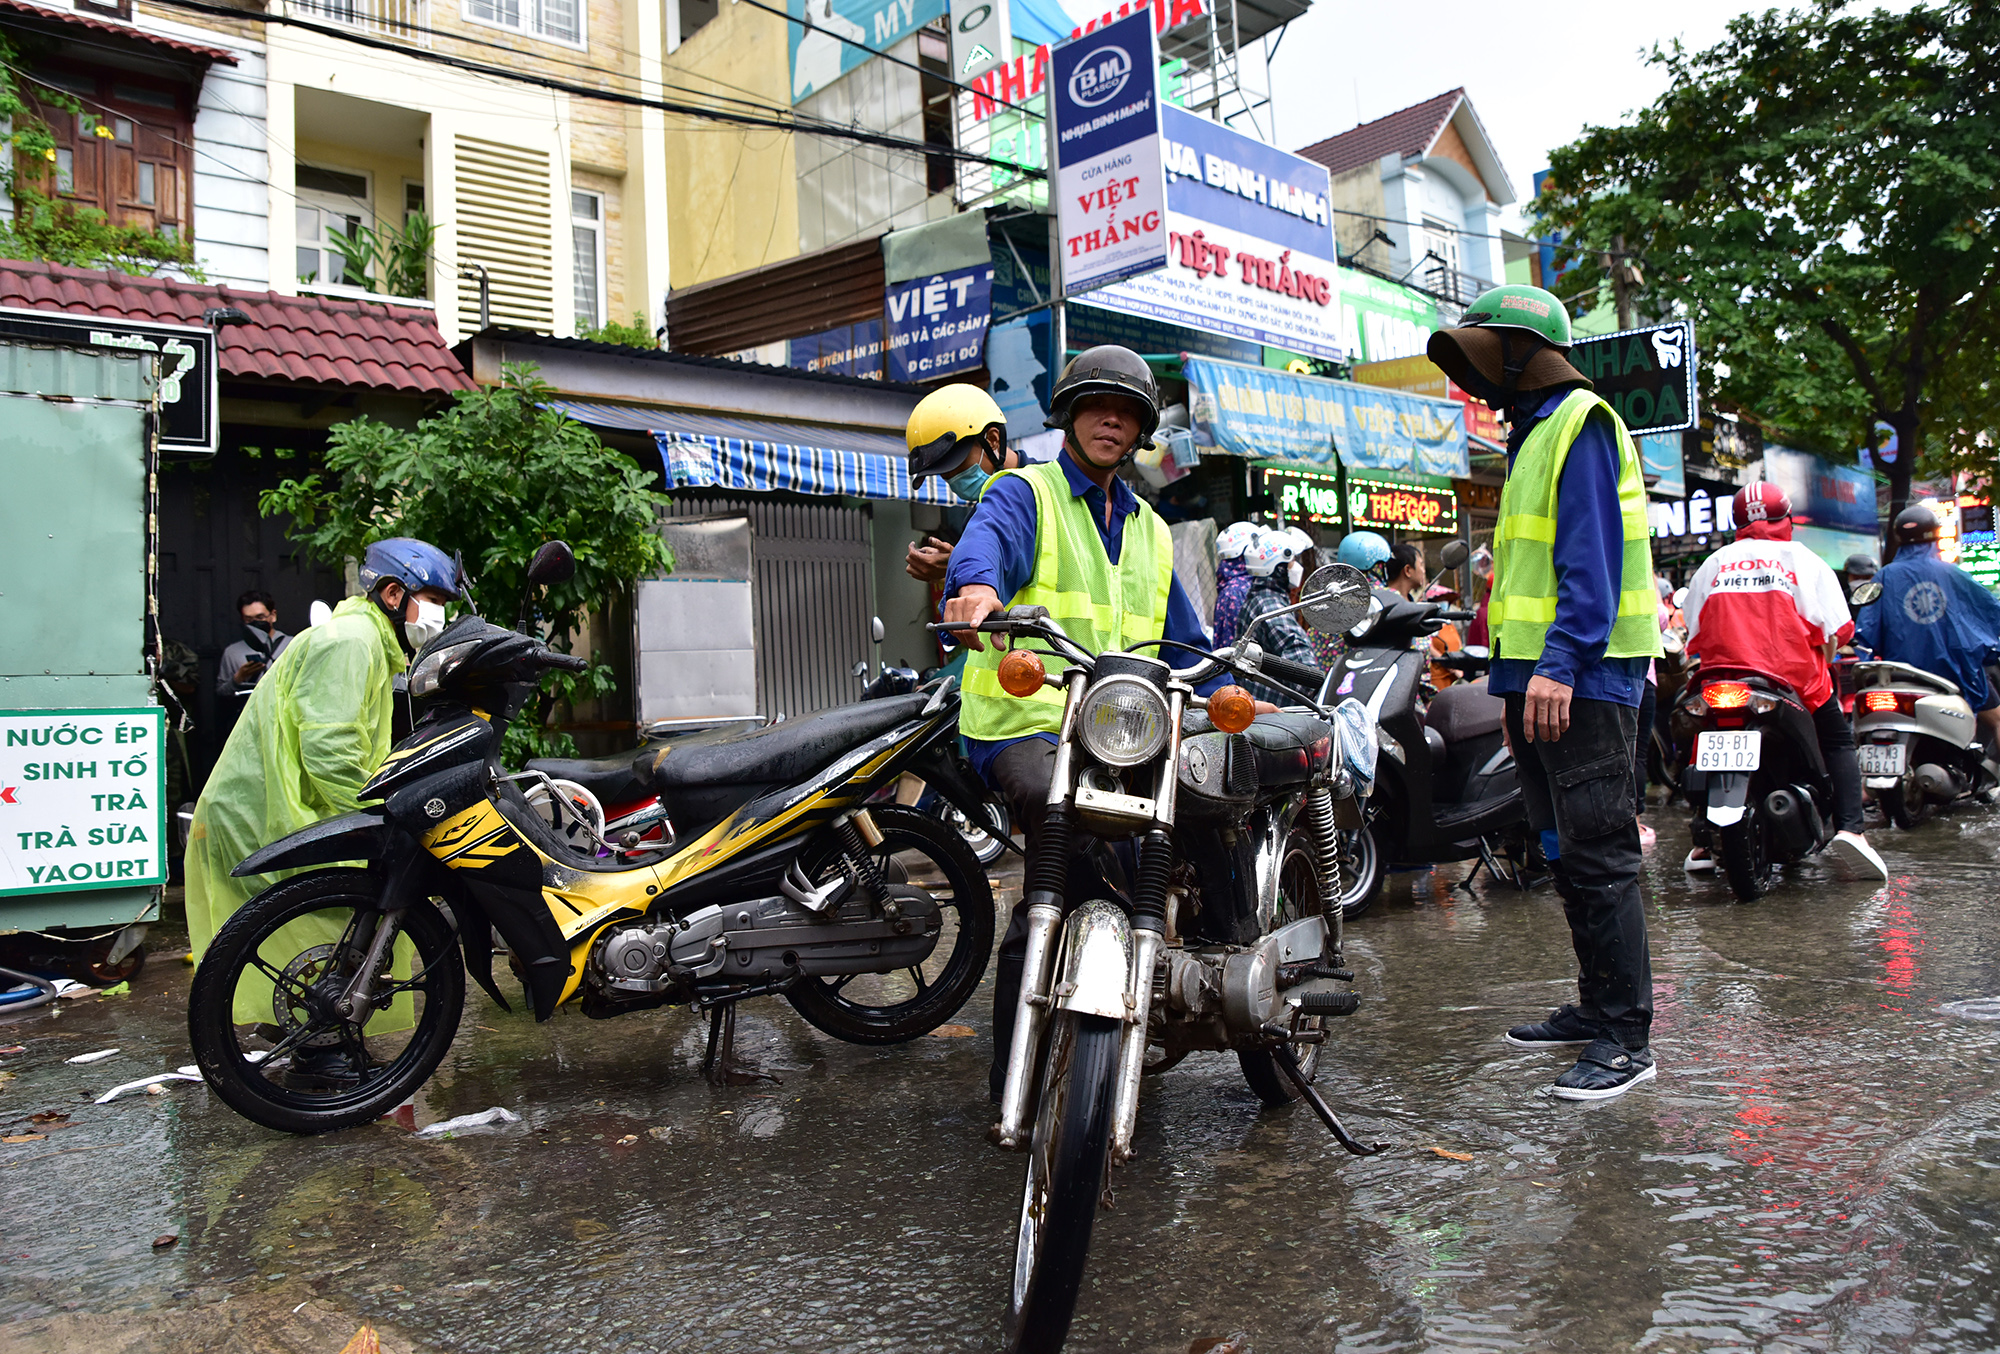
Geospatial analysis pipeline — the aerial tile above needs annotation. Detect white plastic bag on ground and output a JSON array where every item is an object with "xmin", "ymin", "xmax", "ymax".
[{"xmin": 415, "ymin": 1106, "xmax": 521, "ymax": 1138}]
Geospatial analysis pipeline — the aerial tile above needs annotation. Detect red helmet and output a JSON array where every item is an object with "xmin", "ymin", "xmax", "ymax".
[{"xmin": 1733, "ymin": 482, "xmax": 1792, "ymax": 524}]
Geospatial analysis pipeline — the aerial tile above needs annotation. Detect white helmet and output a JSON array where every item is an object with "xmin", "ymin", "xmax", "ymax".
[
  {"xmin": 1283, "ymin": 527, "xmax": 1316, "ymax": 559},
  {"xmin": 1244, "ymin": 531, "xmax": 1295, "ymax": 577},
  {"xmin": 1217, "ymin": 521, "xmax": 1261, "ymax": 560}
]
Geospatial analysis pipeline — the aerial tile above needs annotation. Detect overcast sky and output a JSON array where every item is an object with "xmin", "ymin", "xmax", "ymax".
[{"xmin": 1262, "ymin": 0, "xmax": 1777, "ymax": 232}]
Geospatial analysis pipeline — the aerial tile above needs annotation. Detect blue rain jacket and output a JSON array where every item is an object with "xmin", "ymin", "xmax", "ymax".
[{"xmin": 1855, "ymin": 542, "xmax": 2000, "ymax": 704}]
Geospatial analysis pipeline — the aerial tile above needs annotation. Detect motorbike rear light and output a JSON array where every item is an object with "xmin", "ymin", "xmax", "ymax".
[
  {"xmin": 1702, "ymin": 681, "xmax": 1753, "ymax": 710},
  {"xmin": 1207, "ymin": 685, "xmax": 1256, "ymax": 734},
  {"xmin": 1862, "ymin": 690, "xmax": 1901, "ymax": 713},
  {"xmin": 997, "ymin": 649, "xmax": 1046, "ymax": 698}
]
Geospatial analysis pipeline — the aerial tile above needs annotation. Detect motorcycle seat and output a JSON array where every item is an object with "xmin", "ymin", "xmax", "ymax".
[
  {"xmin": 642, "ymin": 692, "xmax": 934, "ymax": 792},
  {"xmin": 524, "ymin": 750, "xmax": 652, "ymax": 810},
  {"xmin": 1425, "ymin": 677, "xmax": 1505, "ymax": 745}
]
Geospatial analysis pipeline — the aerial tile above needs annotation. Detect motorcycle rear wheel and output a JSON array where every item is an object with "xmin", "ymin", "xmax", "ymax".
[
  {"xmin": 1880, "ymin": 774, "xmax": 1929, "ymax": 830},
  {"xmin": 785, "ymin": 805, "xmax": 996, "ymax": 1044},
  {"xmin": 187, "ymin": 869, "xmax": 464, "ymax": 1135},
  {"xmin": 1005, "ymin": 1011, "xmax": 1119, "ymax": 1354},
  {"xmin": 1718, "ymin": 807, "xmax": 1769, "ymax": 902}
]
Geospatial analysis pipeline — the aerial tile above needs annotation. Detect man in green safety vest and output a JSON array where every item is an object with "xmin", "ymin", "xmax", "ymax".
[
  {"xmin": 1429, "ymin": 285, "xmax": 1664, "ymax": 1103},
  {"xmin": 939, "ymin": 344, "xmax": 1253, "ymax": 1101}
]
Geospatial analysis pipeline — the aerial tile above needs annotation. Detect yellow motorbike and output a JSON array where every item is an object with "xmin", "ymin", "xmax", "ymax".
[{"xmin": 189, "ymin": 544, "xmax": 994, "ymax": 1134}]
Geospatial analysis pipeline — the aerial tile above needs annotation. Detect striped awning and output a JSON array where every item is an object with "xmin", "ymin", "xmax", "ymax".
[{"xmin": 548, "ymin": 399, "xmax": 955, "ymax": 505}]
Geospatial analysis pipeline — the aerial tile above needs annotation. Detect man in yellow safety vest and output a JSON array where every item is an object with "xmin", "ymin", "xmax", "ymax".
[
  {"xmin": 1429, "ymin": 285, "xmax": 1663, "ymax": 1103},
  {"xmin": 939, "ymin": 345, "xmax": 1252, "ymax": 1100}
]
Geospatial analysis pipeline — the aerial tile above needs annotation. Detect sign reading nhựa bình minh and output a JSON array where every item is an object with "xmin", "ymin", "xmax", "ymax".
[
  {"xmin": 1182, "ymin": 355, "xmax": 1467, "ymax": 477},
  {"xmin": 1049, "ymin": 8, "xmax": 1168, "ymax": 295},
  {"xmin": 1081, "ymin": 104, "xmax": 1342, "ymax": 359},
  {"xmin": 1566, "ymin": 320, "xmax": 1698, "ymax": 436},
  {"xmin": 0, "ymin": 708, "xmax": 166, "ymax": 896}
]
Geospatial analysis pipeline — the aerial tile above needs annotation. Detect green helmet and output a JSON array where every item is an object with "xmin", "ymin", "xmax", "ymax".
[{"xmin": 1457, "ymin": 284, "xmax": 1572, "ymax": 348}]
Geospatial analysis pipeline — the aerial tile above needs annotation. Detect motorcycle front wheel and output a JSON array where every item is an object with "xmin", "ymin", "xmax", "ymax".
[
  {"xmin": 1337, "ymin": 820, "xmax": 1386, "ymax": 919},
  {"xmin": 1005, "ymin": 1010, "xmax": 1119, "ymax": 1354},
  {"xmin": 785, "ymin": 805, "xmax": 997, "ymax": 1044},
  {"xmin": 188, "ymin": 869, "xmax": 465, "ymax": 1135}
]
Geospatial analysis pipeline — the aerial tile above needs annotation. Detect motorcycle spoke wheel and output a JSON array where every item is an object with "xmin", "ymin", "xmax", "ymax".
[
  {"xmin": 1240, "ymin": 844, "xmax": 1327, "ymax": 1105},
  {"xmin": 784, "ymin": 805, "xmax": 997, "ymax": 1044},
  {"xmin": 1006, "ymin": 1012, "xmax": 1120, "ymax": 1354},
  {"xmin": 187, "ymin": 869, "xmax": 464, "ymax": 1135}
]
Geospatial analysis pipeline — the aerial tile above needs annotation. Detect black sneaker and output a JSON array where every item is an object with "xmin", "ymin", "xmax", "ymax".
[
  {"xmin": 1504, "ymin": 1004, "xmax": 1598, "ymax": 1049},
  {"xmin": 281, "ymin": 1046, "xmax": 370, "ymax": 1091},
  {"xmin": 1551, "ymin": 1038, "xmax": 1656, "ymax": 1101}
]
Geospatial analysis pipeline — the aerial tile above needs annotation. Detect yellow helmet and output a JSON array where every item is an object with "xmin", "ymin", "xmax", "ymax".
[{"xmin": 906, "ymin": 384, "xmax": 1006, "ymax": 481}]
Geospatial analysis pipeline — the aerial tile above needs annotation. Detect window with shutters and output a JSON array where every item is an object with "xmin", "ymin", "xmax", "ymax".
[
  {"xmin": 454, "ymin": 136, "xmax": 554, "ymax": 332},
  {"xmin": 462, "ymin": 0, "xmax": 582, "ymax": 47},
  {"xmin": 27, "ymin": 70, "xmax": 192, "ymax": 239}
]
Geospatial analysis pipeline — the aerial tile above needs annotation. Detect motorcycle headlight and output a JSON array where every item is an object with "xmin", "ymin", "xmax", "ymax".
[
  {"xmin": 1077, "ymin": 675, "xmax": 1170, "ymax": 767},
  {"xmin": 408, "ymin": 639, "xmax": 479, "ymax": 700}
]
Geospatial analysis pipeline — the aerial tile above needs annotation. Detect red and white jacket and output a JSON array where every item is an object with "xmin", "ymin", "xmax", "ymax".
[{"xmin": 1685, "ymin": 522, "xmax": 1853, "ymax": 709}]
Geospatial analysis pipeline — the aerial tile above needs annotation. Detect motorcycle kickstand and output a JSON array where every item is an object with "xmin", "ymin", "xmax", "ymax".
[
  {"xmin": 1272, "ymin": 1045, "xmax": 1387, "ymax": 1157},
  {"xmin": 701, "ymin": 1002, "xmax": 780, "ymax": 1088}
]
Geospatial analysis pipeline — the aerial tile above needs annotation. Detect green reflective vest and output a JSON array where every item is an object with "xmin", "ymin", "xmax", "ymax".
[
  {"xmin": 960, "ymin": 459, "xmax": 1174, "ymax": 743},
  {"xmin": 1490, "ymin": 388, "xmax": 1662, "ymax": 664}
]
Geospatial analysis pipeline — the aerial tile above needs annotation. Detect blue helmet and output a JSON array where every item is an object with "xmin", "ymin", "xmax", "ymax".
[
  {"xmin": 360, "ymin": 537, "xmax": 463, "ymax": 600},
  {"xmin": 1336, "ymin": 531, "xmax": 1392, "ymax": 576}
]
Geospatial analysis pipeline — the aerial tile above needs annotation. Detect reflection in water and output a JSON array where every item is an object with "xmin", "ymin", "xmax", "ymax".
[{"xmin": 4, "ymin": 810, "xmax": 2000, "ymax": 1351}]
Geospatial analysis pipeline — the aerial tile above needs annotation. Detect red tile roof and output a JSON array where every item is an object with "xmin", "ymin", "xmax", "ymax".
[
  {"xmin": 1296, "ymin": 89, "xmax": 1464, "ymax": 178},
  {"xmin": 0, "ymin": 0, "xmax": 237, "ymax": 64},
  {"xmin": 0, "ymin": 260, "xmax": 474, "ymax": 395}
]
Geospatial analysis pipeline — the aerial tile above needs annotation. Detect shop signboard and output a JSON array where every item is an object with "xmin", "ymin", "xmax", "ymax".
[
  {"xmin": 1183, "ymin": 354, "xmax": 1466, "ymax": 476},
  {"xmin": 1567, "ymin": 319, "xmax": 1697, "ymax": 436},
  {"xmin": 1640, "ymin": 431, "xmax": 1685, "ymax": 497},
  {"xmin": 1346, "ymin": 477, "xmax": 1459, "ymax": 534},
  {"xmin": 789, "ymin": 0, "xmax": 948, "ymax": 102},
  {"xmin": 0, "ymin": 708, "xmax": 166, "ymax": 896},
  {"xmin": 0, "ymin": 308, "xmax": 215, "ymax": 453},
  {"xmin": 1332, "ymin": 269, "xmax": 1436, "ymax": 364},
  {"xmin": 1082, "ymin": 104, "xmax": 1342, "ymax": 358},
  {"xmin": 884, "ymin": 264, "xmax": 993, "ymax": 380},
  {"xmin": 1352, "ymin": 353, "xmax": 1502, "ymax": 445},
  {"xmin": 1049, "ymin": 8, "xmax": 1168, "ymax": 295},
  {"xmin": 949, "ymin": 0, "xmax": 1010, "ymax": 80},
  {"xmin": 1260, "ymin": 462, "xmax": 1340, "ymax": 524},
  {"xmin": 787, "ymin": 319, "xmax": 884, "ymax": 379},
  {"xmin": 1763, "ymin": 445, "xmax": 1877, "ymax": 536}
]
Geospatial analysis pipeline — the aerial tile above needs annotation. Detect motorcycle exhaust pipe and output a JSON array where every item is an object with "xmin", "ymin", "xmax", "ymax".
[{"xmin": 1915, "ymin": 763, "xmax": 1954, "ymax": 802}]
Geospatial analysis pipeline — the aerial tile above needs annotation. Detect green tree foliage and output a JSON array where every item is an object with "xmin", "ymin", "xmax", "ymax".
[
  {"xmin": 0, "ymin": 33, "xmax": 200, "ymax": 278},
  {"xmin": 1534, "ymin": 0, "xmax": 1999, "ymax": 522},
  {"xmin": 260, "ymin": 364, "xmax": 674, "ymax": 760}
]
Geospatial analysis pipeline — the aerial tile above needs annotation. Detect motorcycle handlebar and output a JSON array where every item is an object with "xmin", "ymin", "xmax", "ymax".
[
  {"xmin": 1258, "ymin": 655, "xmax": 1326, "ymax": 693},
  {"xmin": 1433, "ymin": 609, "xmax": 1476, "ymax": 623},
  {"xmin": 538, "ymin": 650, "xmax": 590, "ymax": 673}
]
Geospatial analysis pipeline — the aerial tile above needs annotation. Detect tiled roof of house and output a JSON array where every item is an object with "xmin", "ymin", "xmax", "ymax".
[
  {"xmin": 0, "ymin": 260, "xmax": 474, "ymax": 395},
  {"xmin": 1295, "ymin": 89, "xmax": 1464, "ymax": 177},
  {"xmin": 0, "ymin": 0, "xmax": 238, "ymax": 64}
]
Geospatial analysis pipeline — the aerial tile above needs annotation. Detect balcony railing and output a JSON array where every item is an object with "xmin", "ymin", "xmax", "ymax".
[
  {"xmin": 1425, "ymin": 262, "xmax": 1489, "ymax": 309},
  {"xmin": 281, "ymin": 0, "xmax": 430, "ymax": 45}
]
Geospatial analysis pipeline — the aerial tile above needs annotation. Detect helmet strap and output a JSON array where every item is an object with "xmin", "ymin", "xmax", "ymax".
[{"xmin": 372, "ymin": 580, "xmax": 418, "ymax": 656}]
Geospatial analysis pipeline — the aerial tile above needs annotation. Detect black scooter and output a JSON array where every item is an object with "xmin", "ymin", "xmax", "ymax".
[{"xmin": 1305, "ymin": 542, "xmax": 1532, "ymax": 915}]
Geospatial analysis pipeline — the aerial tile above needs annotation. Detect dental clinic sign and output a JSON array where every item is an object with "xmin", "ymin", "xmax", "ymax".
[
  {"xmin": 0, "ymin": 708, "xmax": 166, "ymax": 896},
  {"xmin": 1083, "ymin": 104, "xmax": 1344, "ymax": 359},
  {"xmin": 1050, "ymin": 8, "xmax": 1168, "ymax": 295}
]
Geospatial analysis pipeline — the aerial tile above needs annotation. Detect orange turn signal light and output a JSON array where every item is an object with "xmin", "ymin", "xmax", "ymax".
[
  {"xmin": 997, "ymin": 649, "xmax": 1047, "ymax": 698},
  {"xmin": 1702, "ymin": 681, "xmax": 1752, "ymax": 710},
  {"xmin": 1208, "ymin": 684, "xmax": 1256, "ymax": 733}
]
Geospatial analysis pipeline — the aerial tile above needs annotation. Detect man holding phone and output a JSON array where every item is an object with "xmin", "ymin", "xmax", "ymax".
[{"xmin": 217, "ymin": 589, "xmax": 292, "ymax": 697}]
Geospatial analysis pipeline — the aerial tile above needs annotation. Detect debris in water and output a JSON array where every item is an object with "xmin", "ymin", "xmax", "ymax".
[
  {"xmin": 146, "ymin": 1083, "xmax": 170, "ymax": 1095},
  {"xmin": 1938, "ymin": 997, "xmax": 2000, "ymax": 1021},
  {"xmin": 65, "ymin": 1048, "xmax": 120, "ymax": 1065},
  {"xmin": 1189, "ymin": 1335, "xmax": 1253, "ymax": 1354},
  {"xmin": 99, "ymin": 982, "xmax": 131, "ymax": 998},
  {"xmin": 614, "ymin": 1134, "xmax": 639, "ymax": 1146},
  {"xmin": 1428, "ymin": 1147, "xmax": 1474, "ymax": 1162},
  {"xmin": 28, "ymin": 1111, "xmax": 67, "ymax": 1124},
  {"xmin": 152, "ymin": 1234, "xmax": 178, "ymax": 1249},
  {"xmin": 0, "ymin": 1045, "xmax": 24, "ymax": 1056},
  {"xmin": 929, "ymin": 1024, "xmax": 976, "ymax": 1038},
  {"xmin": 647, "ymin": 1126, "xmax": 672, "ymax": 1141},
  {"xmin": 3, "ymin": 1133, "xmax": 47, "ymax": 1144},
  {"xmin": 415, "ymin": 1106, "xmax": 521, "ymax": 1138},
  {"xmin": 337, "ymin": 1328, "xmax": 381, "ymax": 1354}
]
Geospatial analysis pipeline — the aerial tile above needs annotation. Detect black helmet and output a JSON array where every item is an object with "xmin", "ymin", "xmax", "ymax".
[
  {"xmin": 1893, "ymin": 504, "xmax": 1940, "ymax": 543},
  {"xmin": 1046, "ymin": 344, "xmax": 1160, "ymax": 441},
  {"xmin": 1843, "ymin": 553, "xmax": 1878, "ymax": 580}
]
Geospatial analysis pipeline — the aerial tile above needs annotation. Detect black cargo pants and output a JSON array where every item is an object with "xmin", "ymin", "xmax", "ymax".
[{"xmin": 1504, "ymin": 694, "xmax": 1653, "ymax": 1050}]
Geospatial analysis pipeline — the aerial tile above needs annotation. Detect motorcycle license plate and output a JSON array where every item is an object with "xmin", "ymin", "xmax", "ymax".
[
  {"xmin": 1695, "ymin": 730, "xmax": 1762, "ymax": 772},
  {"xmin": 1857, "ymin": 742, "xmax": 1906, "ymax": 777}
]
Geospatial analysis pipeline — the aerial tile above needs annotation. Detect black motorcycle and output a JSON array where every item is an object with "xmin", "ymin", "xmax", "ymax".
[{"xmin": 188, "ymin": 542, "xmax": 996, "ymax": 1133}]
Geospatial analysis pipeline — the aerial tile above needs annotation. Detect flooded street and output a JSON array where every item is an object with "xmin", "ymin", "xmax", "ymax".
[{"xmin": 6, "ymin": 801, "xmax": 2000, "ymax": 1353}]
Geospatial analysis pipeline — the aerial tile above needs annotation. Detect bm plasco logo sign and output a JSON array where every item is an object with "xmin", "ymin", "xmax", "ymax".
[{"xmin": 1068, "ymin": 46, "xmax": 1132, "ymax": 106}]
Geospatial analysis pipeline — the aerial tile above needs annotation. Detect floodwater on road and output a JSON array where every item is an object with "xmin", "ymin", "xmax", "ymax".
[{"xmin": 5, "ymin": 802, "xmax": 2000, "ymax": 1353}]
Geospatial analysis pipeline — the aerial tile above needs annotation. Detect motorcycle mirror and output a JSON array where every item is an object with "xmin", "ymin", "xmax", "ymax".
[
  {"xmin": 1439, "ymin": 539, "xmax": 1470, "ymax": 572},
  {"xmin": 1850, "ymin": 581, "xmax": 1884, "ymax": 606},
  {"xmin": 871, "ymin": 615, "xmax": 885, "ymax": 645},
  {"xmin": 527, "ymin": 540, "xmax": 577, "ymax": 588},
  {"xmin": 1462, "ymin": 644, "xmax": 1490, "ymax": 659},
  {"xmin": 1298, "ymin": 563, "xmax": 1374, "ymax": 635}
]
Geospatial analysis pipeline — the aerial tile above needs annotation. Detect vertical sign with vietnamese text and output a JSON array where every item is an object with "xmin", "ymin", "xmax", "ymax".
[
  {"xmin": 0, "ymin": 708, "xmax": 166, "ymax": 896},
  {"xmin": 885, "ymin": 265, "xmax": 995, "ymax": 381},
  {"xmin": 1049, "ymin": 8, "xmax": 1167, "ymax": 296}
]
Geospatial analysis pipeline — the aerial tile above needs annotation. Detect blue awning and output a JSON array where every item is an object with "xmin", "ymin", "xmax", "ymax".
[{"xmin": 548, "ymin": 399, "xmax": 956, "ymax": 505}]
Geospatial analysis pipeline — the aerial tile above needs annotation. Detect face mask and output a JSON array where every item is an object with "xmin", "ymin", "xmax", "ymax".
[
  {"xmin": 403, "ymin": 599, "xmax": 449, "ymax": 652},
  {"xmin": 1287, "ymin": 561, "xmax": 1305, "ymax": 589},
  {"xmin": 946, "ymin": 463, "xmax": 991, "ymax": 502}
]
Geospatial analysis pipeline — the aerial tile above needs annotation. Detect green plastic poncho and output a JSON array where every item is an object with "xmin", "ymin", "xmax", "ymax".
[{"xmin": 185, "ymin": 595, "xmax": 409, "ymax": 1025}]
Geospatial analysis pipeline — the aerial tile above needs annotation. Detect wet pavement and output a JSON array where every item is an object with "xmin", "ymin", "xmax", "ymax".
[{"xmin": 6, "ymin": 800, "xmax": 2000, "ymax": 1353}]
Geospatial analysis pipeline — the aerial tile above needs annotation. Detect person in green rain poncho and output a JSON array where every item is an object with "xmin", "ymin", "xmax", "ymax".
[{"xmin": 185, "ymin": 539, "xmax": 464, "ymax": 1065}]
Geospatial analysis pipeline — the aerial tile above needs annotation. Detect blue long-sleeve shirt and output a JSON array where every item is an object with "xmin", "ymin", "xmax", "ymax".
[
  {"xmin": 1489, "ymin": 388, "xmax": 1648, "ymax": 708},
  {"xmin": 942, "ymin": 450, "xmax": 1224, "ymax": 781}
]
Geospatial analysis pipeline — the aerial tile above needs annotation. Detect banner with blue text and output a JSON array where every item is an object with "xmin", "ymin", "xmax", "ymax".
[
  {"xmin": 1183, "ymin": 355, "xmax": 1466, "ymax": 477},
  {"xmin": 885, "ymin": 264, "xmax": 994, "ymax": 381}
]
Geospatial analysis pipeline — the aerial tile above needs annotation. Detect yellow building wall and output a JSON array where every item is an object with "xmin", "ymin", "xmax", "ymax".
[{"xmin": 662, "ymin": 2, "xmax": 799, "ymax": 288}]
